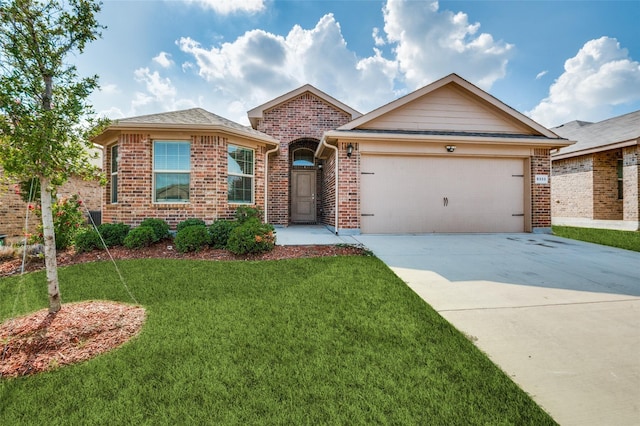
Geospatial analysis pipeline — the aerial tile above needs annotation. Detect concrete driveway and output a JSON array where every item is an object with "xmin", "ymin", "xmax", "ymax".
[{"xmin": 353, "ymin": 233, "xmax": 640, "ymax": 426}]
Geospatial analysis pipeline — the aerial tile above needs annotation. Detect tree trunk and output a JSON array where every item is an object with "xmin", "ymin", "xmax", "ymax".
[{"xmin": 40, "ymin": 176, "xmax": 61, "ymax": 313}]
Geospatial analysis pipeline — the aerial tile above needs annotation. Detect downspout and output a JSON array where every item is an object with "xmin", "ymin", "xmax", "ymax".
[
  {"xmin": 320, "ymin": 136, "xmax": 339, "ymax": 235},
  {"xmin": 264, "ymin": 144, "xmax": 279, "ymax": 224}
]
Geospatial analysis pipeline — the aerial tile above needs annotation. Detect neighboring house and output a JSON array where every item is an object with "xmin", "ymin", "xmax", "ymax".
[
  {"xmin": 551, "ymin": 110, "xmax": 640, "ymax": 231},
  {"xmin": 93, "ymin": 73, "xmax": 571, "ymax": 234},
  {"xmin": 0, "ymin": 151, "xmax": 102, "ymax": 244}
]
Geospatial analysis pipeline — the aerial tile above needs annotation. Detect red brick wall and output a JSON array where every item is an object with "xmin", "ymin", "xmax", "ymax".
[
  {"xmin": 254, "ymin": 93, "xmax": 353, "ymax": 225},
  {"xmin": 337, "ymin": 142, "xmax": 360, "ymax": 232},
  {"xmin": 593, "ymin": 150, "xmax": 623, "ymax": 220},
  {"xmin": 103, "ymin": 133, "xmax": 267, "ymax": 230},
  {"xmin": 1, "ymin": 166, "xmax": 101, "ymax": 243},
  {"xmin": 531, "ymin": 149, "xmax": 552, "ymax": 229}
]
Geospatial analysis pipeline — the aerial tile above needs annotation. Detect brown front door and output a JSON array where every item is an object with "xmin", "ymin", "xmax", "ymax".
[{"xmin": 291, "ymin": 170, "xmax": 316, "ymax": 223}]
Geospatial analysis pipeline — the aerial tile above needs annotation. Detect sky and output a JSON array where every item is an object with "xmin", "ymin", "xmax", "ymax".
[{"xmin": 76, "ymin": 0, "xmax": 640, "ymax": 129}]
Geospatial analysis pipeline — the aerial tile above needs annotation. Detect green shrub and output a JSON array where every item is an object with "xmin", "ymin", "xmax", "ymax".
[
  {"xmin": 28, "ymin": 194, "xmax": 86, "ymax": 250},
  {"xmin": 97, "ymin": 223, "xmax": 130, "ymax": 247},
  {"xmin": 235, "ymin": 206, "xmax": 262, "ymax": 224},
  {"xmin": 174, "ymin": 225, "xmax": 211, "ymax": 253},
  {"xmin": 208, "ymin": 219, "xmax": 237, "ymax": 249},
  {"xmin": 123, "ymin": 226, "xmax": 156, "ymax": 249},
  {"xmin": 176, "ymin": 218, "xmax": 206, "ymax": 232},
  {"xmin": 74, "ymin": 227, "xmax": 103, "ymax": 253},
  {"xmin": 139, "ymin": 218, "xmax": 170, "ymax": 242},
  {"xmin": 227, "ymin": 218, "xmax": 276, "ymax": 255}
]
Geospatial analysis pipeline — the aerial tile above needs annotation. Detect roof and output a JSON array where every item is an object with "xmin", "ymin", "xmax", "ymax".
[
  {"xmin": 93, "ymin": 108, "xmax": 278, "ymax": 146},
  {"xmin": 338, "ymin": 73, "xmax": 562, "ymax": 140},
  {"xmin": 552, "ymin": 110, "xmax": 640, "ymax": 159},
  {"xmin": 247, "ymin": 84, "xmax": 362, "ymax": 129}
]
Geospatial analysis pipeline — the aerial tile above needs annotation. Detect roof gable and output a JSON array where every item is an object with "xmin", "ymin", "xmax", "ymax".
[
  {"xmin": 247, "ymin": 84, "xmax": 361, "ymax": 129},
  {"xmin": 340, "ymin": 74, "xmax": 558, "ymax": 139}
]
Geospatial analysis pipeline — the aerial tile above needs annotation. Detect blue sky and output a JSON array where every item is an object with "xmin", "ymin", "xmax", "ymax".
[{"xmin": 77, "ymin": 0, "xmax": 640, "ymax": 128}]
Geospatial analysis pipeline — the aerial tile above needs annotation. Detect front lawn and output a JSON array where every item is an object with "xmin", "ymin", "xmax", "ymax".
[
  {"xmin": 552, "ymin": 225, "xmax": 640, "ymax": 252},
  {"xmin": 1, "ymin": 257, "xmax": 555, "ymax": 424}
]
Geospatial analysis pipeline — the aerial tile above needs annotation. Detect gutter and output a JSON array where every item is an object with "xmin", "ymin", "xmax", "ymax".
[
  {"xmin": 264, "ymin": 144, "xmax": 279, "ymax": 223},
  {"xmin": 319, "ymin": 136, "xmax": 339, "ymax": 235}
]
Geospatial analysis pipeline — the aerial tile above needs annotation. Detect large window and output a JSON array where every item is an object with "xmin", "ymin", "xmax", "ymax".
[
  {"xmin": 617, "ymin": 159, "xmax": 624, "ymax": 200},
  {"xmin": 154, "ymin": 141, "xmax": 190, "ymax": 203},
  {"xmin": 110, "ymin": 145, "xmax": 118, "ymax": 203},
  {"xmin": 228, "ymin": 145, "xmax": 254, "ymax": 204}
]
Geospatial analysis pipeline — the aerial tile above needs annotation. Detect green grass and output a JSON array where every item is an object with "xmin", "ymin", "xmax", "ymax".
[
  {"xmin": 553, "ymin": 225, "xmax": 640, "ymax": 252},
  {"xmin": 1, "ymin": 257, "xmax": 556, "ymax": 425}
]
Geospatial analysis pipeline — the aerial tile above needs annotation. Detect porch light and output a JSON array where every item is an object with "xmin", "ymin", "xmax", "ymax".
[
  {"xmin": 346, "ymin": 143, "xmax": 354, "ymax": 158},
  {"xmin": 445, "ymin": 145, "xmax": 456, "ymax": 152}
]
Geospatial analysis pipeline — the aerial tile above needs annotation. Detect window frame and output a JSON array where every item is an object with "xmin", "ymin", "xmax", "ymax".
[
  {"xmin": 292, "ymin": 148, "xmax": 315, "ymax": 167},
  {"xmin": 153, "ymin": 140, "xmax": 191, "ymax": 204},
  {"xmin": 617, "ymin": 159, "xmax": 624, "ymax": 200},
  {"xmin": 227, "ymin": 144, "xmax": 255, "ymax": 204},
  {"xmin": 110, "ymin": 144, "xmax": 118, "ymax": 204}
]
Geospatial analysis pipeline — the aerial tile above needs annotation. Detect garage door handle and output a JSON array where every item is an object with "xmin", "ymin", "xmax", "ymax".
[{"xmin": 444, "ymin": 197, "xmax": 449, "ymax": 207}]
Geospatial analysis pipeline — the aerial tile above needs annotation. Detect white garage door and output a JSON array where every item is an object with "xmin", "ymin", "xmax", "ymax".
[{"xmin": 360, "ymin": 155, "xmax": 525, "ymax": 233}]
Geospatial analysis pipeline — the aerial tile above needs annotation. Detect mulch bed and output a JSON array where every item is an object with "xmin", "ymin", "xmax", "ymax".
[{"xmin": 0, "ymin": 241, "xmax": 368, "ymax": 278}]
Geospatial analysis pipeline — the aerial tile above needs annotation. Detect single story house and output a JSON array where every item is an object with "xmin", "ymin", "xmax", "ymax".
[
  {"xmin": 93, "ymin": 73, "xmax": 572, "ymax": 234},
  {"xmin": 551, "ymin": 110, "xmax": 639, "ymax": 231}
]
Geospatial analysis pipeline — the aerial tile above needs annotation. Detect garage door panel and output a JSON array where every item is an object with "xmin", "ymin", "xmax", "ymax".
[{"xmin": 361, "ymin": 155, "xmax": 524, "ymax": 233}]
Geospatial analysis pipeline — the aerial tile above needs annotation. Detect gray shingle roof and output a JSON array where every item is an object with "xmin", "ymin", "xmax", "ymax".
[
  {"xmin": 115, "ymin": 108, "xmax": 277, "ymax": 142},
  {"xmin": 552, "ymin": 110, "xmax": 640, "ymax": 157}
]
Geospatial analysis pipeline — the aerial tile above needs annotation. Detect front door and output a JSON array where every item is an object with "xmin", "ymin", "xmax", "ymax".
[{"xmin": 291, "ymin": 170, "xmax": 316, "ymax": 223}]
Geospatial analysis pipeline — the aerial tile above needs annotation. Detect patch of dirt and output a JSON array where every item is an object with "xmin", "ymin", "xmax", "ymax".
[{"xmin": 0, "ymin": 242, "xmax": 368, "ymax": 378}]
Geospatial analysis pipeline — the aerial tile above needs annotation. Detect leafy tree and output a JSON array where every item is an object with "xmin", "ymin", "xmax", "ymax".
[{"xmin": 0, "ymin": 0, "xmax": 106, "ymax": 313}]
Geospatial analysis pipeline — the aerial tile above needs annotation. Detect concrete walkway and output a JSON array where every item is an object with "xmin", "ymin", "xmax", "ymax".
[{"xmin": 277, "ymin": 226, "xmax": 640, "ymax": 425}]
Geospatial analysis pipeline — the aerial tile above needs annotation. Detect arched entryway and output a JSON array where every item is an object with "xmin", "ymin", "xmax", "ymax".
[{"xmin": 289, "ymin": 139, "xmax": 320, "ymax": 223}]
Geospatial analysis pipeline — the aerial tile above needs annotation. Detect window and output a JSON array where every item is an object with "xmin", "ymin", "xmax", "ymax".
[
  {"xmin": 228, "ymin": 145, "xmax": 254, "ymax": 204},
  {"xmin": 153, "ymin": 141, "xmax": 190, "ymax": 203},
  {"xmin": 617, "ymin": 160, "xmax": 623, "ymax": 200},
  {"xmin": 292, "ymin": 148, "xmax": 315, "ymax": 166},
  {"xmin": 110, "ymin": 145, "xmax": 118, "ymax": 203}
]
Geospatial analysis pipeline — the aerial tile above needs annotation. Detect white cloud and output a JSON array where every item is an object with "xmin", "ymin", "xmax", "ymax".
[
  {"xmin": 528, "ymin": 37, "xmax": 640, "ymax": 127},
  {"xmin": 372, "ymin": 27, "xmax": 385, "ymax": 46},
  {"xmin": 382, "ymin": 0, "xmax": 514, "ymax": 90},
  {"xmin": 535, "ymin": 70, "xmax": 548, "ymax": 80},
  {"xmin": 177, "ymin": 13, "xmax": 398, "ymax": 118},
  {"xmin": 99, "ymin": 83, "xmax": 120, "ymax": 94},
  {"xmin": 153, "ymin": 52, "xmax": 174, "ymax": 68},
  {"xmin": 186, "ymin": 0, "xmax": 265, "ymax": 14}
]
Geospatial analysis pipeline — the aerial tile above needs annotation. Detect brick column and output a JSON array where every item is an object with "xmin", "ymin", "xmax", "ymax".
[
  {"xmin": 531, "ymin": 149, "xmax": 551, "ymax": 231},
  {"xmin": 623, "ymin": 145, "xmax": 639, "ymax": 224}
]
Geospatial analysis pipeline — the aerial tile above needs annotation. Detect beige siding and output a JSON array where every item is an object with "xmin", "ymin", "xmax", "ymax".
[{"xmin": 361, "ymin": 85, "xmax": 532, "ymax": 134}]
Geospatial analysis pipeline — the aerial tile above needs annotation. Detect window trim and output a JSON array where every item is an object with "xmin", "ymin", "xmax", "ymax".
[
  {"xmin": 292, "ymin": 148, "xmax": 315, "ymax": 167},
  {"xmin": 153, "ymin": 140, "xmax": 191, "ymax": 204},
  {"xmin": 227, "ymin": 144, "xmax": 255, "ymax": 205},
  {"xmin": 617, "ymin": 159, "xmax": 624, "ymax": 200},
  {"xmin": 110, "ymin": 144, "xmax": 118, "ymax": 204}
]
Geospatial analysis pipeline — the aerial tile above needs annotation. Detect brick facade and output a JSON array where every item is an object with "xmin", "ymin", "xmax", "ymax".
[
  {"xmin": 0, "ymin": 166, "xmax": 101, "ymax": 243},
  {"xmin": 623, "ymin": 145, "xmax": 639, "ymax": 222},
  {"xmin": 552, "ymin": 156, "xmax": 594, "ymax": 218},
  {"xmin": 102, "ymin": 133, "xmax": 267, "ymax": 230},
  {"xmin": 254, "ymin": 93, "xmax": 353, "ymax": 225},
  {"xmin": 531, "ymin": 149, "xmax": 552, "ymax": 229},
  {"xmin": 552, "ymin": 146, "xmax": 639, "ymax": 228}
]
